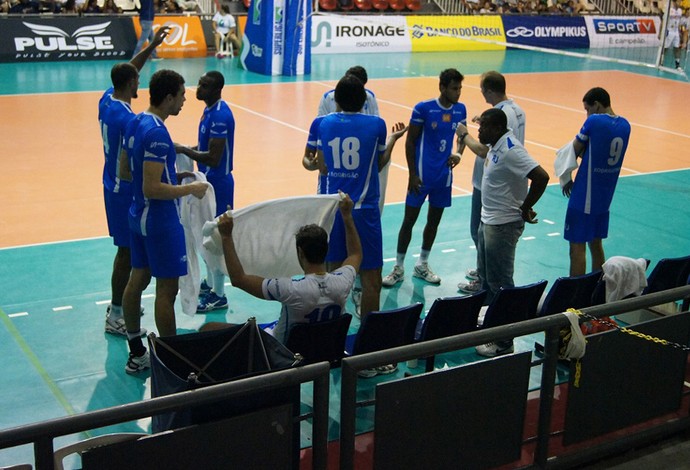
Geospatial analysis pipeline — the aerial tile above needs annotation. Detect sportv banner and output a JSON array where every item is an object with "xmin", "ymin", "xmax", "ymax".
[
  {"xmin": 503, "ymin": 15, "xmax": 588, "ymax": 49},
  {"xmin": 585, "ymin": 16, "xmax": 661, "ymax": 48},
  {"xmin": 134, "ymin": 16, "xmax": 207, "ymax": 58},
  {"xmin": 0, "ymin": 16, "xmax": 135, "ymax": 63}
]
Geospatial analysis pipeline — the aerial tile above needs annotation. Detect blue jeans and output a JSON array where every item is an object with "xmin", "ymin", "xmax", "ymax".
[
  {"xmin": 477, "ymin": 219, "xmax": 525, "ymax": 305},
  {"xmin": 133, "ymin": 19, "xmax": 157, "ymax": 57},
  {"xmin": 470, "ymin": 187, "xmax": 482, "ymax": 246}
]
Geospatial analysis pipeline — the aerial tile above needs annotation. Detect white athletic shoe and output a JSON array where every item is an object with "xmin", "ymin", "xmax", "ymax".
[
  {"xmin": 413, "ymin": 263, "xmax": 441, "ymax": 284},
  {"xmin": 382, "ymin": 265, "xmax": 405, "ymax": 287},
  {"xmin": 125, "ymin": 350, "xmax": 150, "ymax": 374},
  {"xmin": 475, "ymin": 342, "xmax": 514, "ymax": 357}
]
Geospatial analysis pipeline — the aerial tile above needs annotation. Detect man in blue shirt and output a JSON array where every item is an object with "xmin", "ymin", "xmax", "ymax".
[
  {"xmin": 132, "ymin": 0, "xmax": 159, "ymax": 60},
  {"xmin": 315, "ymin": 75, "xmax": 387, "ymax": 319},
  {"xmin": 383, "ymin": 68, "xmax": 467, "ymax": 287},
  {"xmin": 98, "ymin": 27, "xmax": 168, "ymax": 337},
  {"xmin": 177, "ymin": 71, "xmax": 236, "ymax": 313},
  {"xmin": 122, "ymin": 70, "xmax": 209, "ymax": 374},
  {"xmin": 563, "ymin": 87, "xmax": 631, "ymax": 276}
]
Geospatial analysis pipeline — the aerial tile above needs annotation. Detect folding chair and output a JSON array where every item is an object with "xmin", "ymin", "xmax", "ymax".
[
  {"xmin": 538, "ymin": 271, "xmax": 601, "ymax": 317},
  {"xmin": 415, "ymin": 291, "xmax": 487, "ymax": 371},
  {"xmin": 285, "ymin": 313, "xmax": 352, "ymax": 367},
  {"xmin": 54, "ymin": 433, "xmax": 146, "ymax": 470},
  {"xmin": 345, "ymin": 303, "xmax": 423, "ymax": 356},
  {"xmin": 482, "ymin": 280, "xmax": 548, "ymax": 329}
]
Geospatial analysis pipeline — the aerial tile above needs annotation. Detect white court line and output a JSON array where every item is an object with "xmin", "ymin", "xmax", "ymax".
[
  {"xmin": 52, "ymin": 306, "xmax": 72, "ymax": 312},
  {"xmin": 142, "ymin": 294, "xmax": 155, "ymax": 299},
  {"xmin": 441, "ymin": 248, "xmax": 456, "ymax": 253},
  {"xmin": 522, "ymin": 236, "xmax": 536, "ymax": 241},
  {"xmin": 543, "ymin": 219, "xmax": 555, "ymax": 225},
  {"xmin": 9, "ymin": 312, "xmax": 28, "ymax": 318},
  {"xmin": 547, "ymin": 233, "xmax": 561, "ymax": 237},
  {"xmin": 95, "ymin": 300, "xmax": 110, "ymax": 305}
]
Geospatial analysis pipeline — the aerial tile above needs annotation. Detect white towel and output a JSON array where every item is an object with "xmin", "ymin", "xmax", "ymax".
[
  {"xmin": 179, "ymin": 173, "xmax": 215, "ymax": 316},
  {"xmin": 602, "ymin": 256, "xmax": 648, "ymax": 303},
  {"xmin": 554, "ymin": 142, "xmax": 578, "ymax": 188},
  {"xmin": 203, "ymin": 194, "xmax": 341, "ymax": 279},
  {"xmin": 176, "ymin": 152, "xmax": 195, "ymax": 173}
]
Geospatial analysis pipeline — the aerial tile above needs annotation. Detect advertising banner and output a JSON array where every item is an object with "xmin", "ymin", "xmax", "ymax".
[
  {"xmin": 241, "ymin": 0, "xmax": 285, "ymax": 75},
  {"xmin": 585, "ymin": 16, "xmax": 661, "ymax": 48},
  {"xmin": 0, "ymin": 17, "xmax": 135, "ymax": 63},
  {"xmin": 134, "ymin": 16, "xmax": 207, "ymax": 58},
  {"xmin": 503, "ymin": 15, "xmax": 588, "ymax": 49},
  {"xmin": 407, "ymin": 15, "xmax": 505, "ymax": 52},
  {"xmin": 311, "ymin": 15, "xmax": 410, "ymax": 54},
  {"xmin": 282, "ymin": 0, "xmax": 311, "ymax": 75}
]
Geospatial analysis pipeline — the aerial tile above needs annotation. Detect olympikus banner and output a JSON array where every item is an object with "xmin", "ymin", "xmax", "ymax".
[
  {"xmin": 0, "ymin": 16, "xmax": 135, "ymax": 62},
  {"xmin": 502, "ymin": 15, "xmax": 589, "ymax": 49}
]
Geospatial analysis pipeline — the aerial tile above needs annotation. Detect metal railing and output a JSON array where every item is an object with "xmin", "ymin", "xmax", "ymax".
[
  {"xmin": 338, "ymin": 285, "xmax": 690, "ymax": 470},
  {"xmin": 0, "ymin": 362, "xmax": 331, "ymax": 470}
]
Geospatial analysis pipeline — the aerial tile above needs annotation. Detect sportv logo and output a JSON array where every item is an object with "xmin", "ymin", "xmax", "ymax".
[
  {"xmin": 594, "ymin": 18, "xmax": 657, "ymax": 34},
  {"xmin": 15, "ymin": 22, "xmax": 114, "ymax": 51}
]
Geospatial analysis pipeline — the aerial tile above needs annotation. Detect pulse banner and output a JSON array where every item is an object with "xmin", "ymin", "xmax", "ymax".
[
  {"xmin": 0, "ymin": 16, "xmax": 135, "ymax": 63},
  {"xmin": 241, "ymin": 0, "xmax": 310, "ymax": 76}
]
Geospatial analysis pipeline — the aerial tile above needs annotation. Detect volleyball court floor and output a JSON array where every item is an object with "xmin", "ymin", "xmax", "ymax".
[{"xmin": 0, "ymin": 50, "xmax": 689, "ymax": 466}]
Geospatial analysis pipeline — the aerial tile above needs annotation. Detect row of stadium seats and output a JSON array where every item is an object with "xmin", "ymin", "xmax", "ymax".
[{"xmin": 318, "ymin": 0, "xmax": 422, "ymax": 11}]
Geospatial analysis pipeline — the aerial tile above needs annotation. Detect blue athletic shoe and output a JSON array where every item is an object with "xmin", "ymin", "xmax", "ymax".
[
  {"xmin": 197, "ymin": 292, "xmax": 228, "ymax": 313},
  {"xmin": 199, "ymin": 279, "xmax": 212, "ymax": 297}
]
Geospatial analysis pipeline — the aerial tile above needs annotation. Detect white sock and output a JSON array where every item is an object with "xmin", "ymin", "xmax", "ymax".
[
  {"xmin": 396, "ymin": 253, "xmax": 406, "ymax": 268},
  {"xmin": 212, "ymin": 271, "xmax": 225, "ymax": 297},
  {"xmin": 418, "ymin": 249, "xmax": 431, "ymax": 265},
  {"xmin": 109, "ymin": 304, "xmax": 123, "ymax": 319}
]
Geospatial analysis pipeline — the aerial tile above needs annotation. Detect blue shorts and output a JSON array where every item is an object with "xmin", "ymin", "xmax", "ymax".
[
  {"xmin": 326, "ymin": 207, "xmax": 383, "ymax": 270},
  {"xmin": 564, "ymin": 207, "xmax": 609, "ymax": 243},
  {"xmin": 405, "ymin": 180, "xmax": 452, "ymax": 209},
  {"xmin": 129, "ymin": 221, "xmax": 187, "ymax": 278},
  {"xmin": 208, "ymin": 174, "xmax": 234, "ymax": 216},
  {"xmin": 104, "ymin": 188, "xmax": 131, "ymax": 247}
]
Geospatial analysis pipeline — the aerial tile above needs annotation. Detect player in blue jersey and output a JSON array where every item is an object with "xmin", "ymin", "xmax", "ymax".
[
  {"xmin": 303, "ymin": 112, "xmax": 406, "ymax": 317},
  {"xmin": 383, "ymin": 68, "xmax": 467, "ymax": 287},
  {"xmin": 176, "ymin": 71, "xmax": 235, "ymax": 313},
  {"xmin": 563, "ymin": 87, "xmax": 631, "ymax": 277},
  {"xmin": 315, "ymin": 74, "xmax": 388, "ymax": 320},
  {"xmin": 122, "ymin": 70, "xmax": 209, "ymax": 374},
  {"xmin": 98, "ymin": 26, "xmax": 168, "ymax": 337}
]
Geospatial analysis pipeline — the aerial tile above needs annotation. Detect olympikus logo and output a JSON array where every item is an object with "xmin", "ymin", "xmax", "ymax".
[
  {"xmin": 506, "ymin": 26, "xmax": 587, "ymax": 38},
  {"xmin": 15, "ymin": 22, "xmax": 114, "ymax": 51}
]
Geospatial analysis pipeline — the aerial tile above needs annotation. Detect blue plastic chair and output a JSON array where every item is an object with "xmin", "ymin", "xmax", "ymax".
[
  {"xmin": 482, "ymin": 280, "xmax": 548, "ymax": 329},
  {"xmin": 285, "ymin": 314, "xmax": 352, "ymax": 367},
  {"xmin": 345, "ymin": 303, "xmax": 423, "ymax": 356},
  {"xmin": 539, "ymin": 271, "xmax": 601, "ymax": 317}
]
